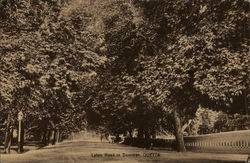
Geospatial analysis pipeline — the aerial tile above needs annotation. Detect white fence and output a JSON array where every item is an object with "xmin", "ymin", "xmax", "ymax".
[{"xmin": 184, "ymin": 130, "xmax": 250, "ymax": 154}]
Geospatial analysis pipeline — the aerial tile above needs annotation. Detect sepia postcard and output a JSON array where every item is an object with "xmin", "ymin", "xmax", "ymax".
[{"xmin": 0, "ymin": 0, "xmax": 249, "ymax": 163}]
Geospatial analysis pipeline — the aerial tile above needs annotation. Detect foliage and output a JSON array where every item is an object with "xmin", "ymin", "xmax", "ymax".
[
  {"xmin": 0, "ymin": 0, "xmax": 107, "ymax": 140},
  {"xmin": 91, "ymin": 0, "xmax": 249, "ymax": 151},
  {"xmin": 0, "ymin": 0, "xmax": 249, "ymax": 150},
  {"xmin": 135, "ymin": 0, "xmax": 249, "ymax": 113},
  {"xmin": 187, "ymin": 107, "xmax": 219, "ymax": 135},
  {"xmin": 213, "ymin": 112, "xmax": 250, "ymax": 132}
]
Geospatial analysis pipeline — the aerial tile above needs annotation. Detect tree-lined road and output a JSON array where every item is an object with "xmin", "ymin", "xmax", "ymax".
[
  {"xmin": 1, "ymin": 0, "xmax": 249, "ymax": 155},
  {"xmin": 1, "ymin": 139, "xmax": 247, "ymax": 163}
]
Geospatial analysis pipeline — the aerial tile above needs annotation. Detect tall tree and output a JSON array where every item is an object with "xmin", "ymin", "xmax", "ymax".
[{"xmin": 133, "ymin": 0, "xmax": 249, "ymax": 151}]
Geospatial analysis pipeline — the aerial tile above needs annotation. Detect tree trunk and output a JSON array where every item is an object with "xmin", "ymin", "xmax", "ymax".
[
  {"xmin": 137, "ymin": 128, "xmax": 144, "ymax": 139},
  {"xmin": 50, "ymin": 129, "xmax": 56, "ymax": 145},
  {"xmin": 56, "ymin": 129, "xmax": 60, "ymax": 143},
  {"xmin": 173, "ymin": 110, "xmax": 186, "ymax": 152},
  {"xmin": 18, "ymin": 121, "xmax": 24, "ymax": 153},
  {"xmin": 48, "ymin": 120, "xmax": 55, "ymax": 145},
  {"xmin": 144, "ymin": 130, "xmax": 150, "ymax": 149},
  {"xmin": 4, "ymin": 127, "xmax": 13, "ymax": 154},
  {"xmin": 42, "ymin": 129, "xmax": 48, "ymax": 144},
  {"xmin": 59, "ymin": 132, "xmax": 62, "ymax": 142},
  {"xmin": 41, "ymin": 120, "xmax": 48, "ymax": 144},
  {"xmin": 4, "ymin": 113, "xmax": 13, "ymax": 154},
  {"xmin": 129, "ymin": 130, "xmax": 133, "ymax": 138},
  {"xmin": 40, "ymin": 131, "xmax": 44, "ymax": 143},
  {"xmin": 47, "ymin": 129, "xmax": 51, "ymax": 144}
]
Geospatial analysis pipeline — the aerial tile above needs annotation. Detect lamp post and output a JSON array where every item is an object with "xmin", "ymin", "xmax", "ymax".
[{"xmin": 18, "ymin": 111, "xmax": 24, "ymax": 153}]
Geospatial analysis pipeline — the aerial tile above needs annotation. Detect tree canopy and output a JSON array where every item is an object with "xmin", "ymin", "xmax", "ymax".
[{"xmin": 0, "ymin": 0, "xmax": 249, "ymax": 152}]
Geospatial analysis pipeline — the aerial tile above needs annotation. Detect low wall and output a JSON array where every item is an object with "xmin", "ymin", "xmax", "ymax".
[
  {"xmin": 184, "ymin": 130, "xmax": 250, "ymax": 154},
  {"xmin": 123, "ymin": 130, "xmax": 250, "ymax": 154}
]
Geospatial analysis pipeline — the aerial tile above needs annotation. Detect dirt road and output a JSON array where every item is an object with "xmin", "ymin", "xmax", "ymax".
[{"xmin": 0, "ymin": 139, "xmax": 248, "ymax": 163}]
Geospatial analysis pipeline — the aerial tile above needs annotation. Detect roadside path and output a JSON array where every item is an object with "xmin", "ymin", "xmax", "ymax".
[{"xmin": 0, "ymin": 139, "xmax": 248, "ymax": 163}]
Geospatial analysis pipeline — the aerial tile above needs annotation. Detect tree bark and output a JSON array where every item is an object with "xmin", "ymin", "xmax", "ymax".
[
  {"xmin": 47, "ymin": 129, "xmax": 51, "ymax": 144},
  {"xmin": 59, "ymin": 132, "xmax": 63, "ymax": 142},
  {"xmin": 41, "ymin": 119, "xmax": 48, "ymax": 144},
  {"xmin": 42, "ymin": 129, "xmax": 48, "ymax": 144},
  {"xmin": 18, "ymin": 121, "xmax": 24, "ymax": 153},
  {"xmin": 129, "ymin": 130, "xmax": 133, "ymax": 138},
  {"xmin": 137, "ymin": 128, "xmax": 144, "ymax": 139},
  {"xmin": 144, "ymin": 130, "xmax": 150, "ymax": 149},
  {"xmin": 55, "ymin": 129, "xmax": 60, "ymax": 143},
  {"xmin": 173, "ymin": 110, "xmax": 186, "ymax": 152},
  {"xmin": 48, "ymin": 120, "xmax": 55, "ymax": 145},
  {"xmin": 50, "ymin": 129, "xmax": 56, "ymax": 145},
  {"xmin": 4, "ymin": 113, "xmax": 13, "ymax": 154},
  {"xmin": 4, "ymin": 127, "xmax": 13, "ymax": 154}
]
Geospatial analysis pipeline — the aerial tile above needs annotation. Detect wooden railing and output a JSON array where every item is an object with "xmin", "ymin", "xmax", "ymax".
[{"xmin": 184, "ymin": 130, "xmax": 250, "ymax": 154}]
